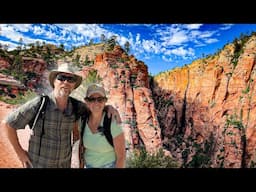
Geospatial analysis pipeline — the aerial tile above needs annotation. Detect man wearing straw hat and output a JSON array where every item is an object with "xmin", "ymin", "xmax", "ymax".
[{"xmin": 1, "ymin": 62, "xmax": 120, "ymax": 168}]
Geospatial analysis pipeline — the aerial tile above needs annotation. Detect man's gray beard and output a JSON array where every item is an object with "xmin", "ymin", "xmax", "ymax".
[{"xmin": 58, "ymin": 88, "xmax": 71, "ymax": 97}]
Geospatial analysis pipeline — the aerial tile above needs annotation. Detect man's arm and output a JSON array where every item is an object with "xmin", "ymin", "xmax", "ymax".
[
  {"xmin": 104, "ymin": 105, "xmax": 121, "ymax": 124},
  {"xmin": 1, "ymin": 120, "xmax": 32, "ymax": 168},
  {"xmin": 72, "ymin": 121, "xmax": 80, "ymax": 143}
]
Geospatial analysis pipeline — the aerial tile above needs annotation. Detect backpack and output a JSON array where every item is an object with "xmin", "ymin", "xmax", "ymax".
[
  {"xmin": 29, "ymin": 94, "xmax": 49, "ymax": 135},
  {"xmin": 29, "ymin": 94, "xmax": 80, "ymax": 156},
  {"xmin": 80, "ymin": 112, "xmax": 113, "ymax": 147},
  {"xmin": 78, "ymin": 112, "xmax": 113, "ymax": 168},
  {"xmin": 29, "ymin": 94, "xmax": 80, "ymax": 137}
]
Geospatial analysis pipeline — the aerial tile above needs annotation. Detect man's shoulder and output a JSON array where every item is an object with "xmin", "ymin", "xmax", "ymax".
[
  {"xmin": 69, "ymin": 97, "xmax": 87, "ymax": 114},
  {"xmin": 21, "ymin": 94, "xmax": 42, "ymax": 108},
  {"xmin": 69, "ymin": 97, "xmax": 83, "ymax": 105}
]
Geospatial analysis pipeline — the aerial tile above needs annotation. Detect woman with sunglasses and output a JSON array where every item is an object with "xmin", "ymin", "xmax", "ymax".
[{"xmin": 80, "ymin": 83, "xmax": 126, "ymax": 168}]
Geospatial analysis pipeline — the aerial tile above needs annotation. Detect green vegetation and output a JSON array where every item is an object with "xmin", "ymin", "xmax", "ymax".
[
  {"xmin": 70, "ymin": 70, "xmax": 103, "ymax": 101},
  {"xmin": 186, "ymin": 138, "xmax": 213, "ymax": 168},
  {"xmin": 0, "ymin": 90, "xmax": 37, "ymax": 105},
  {"xmin": 155, "ymin": 97, "xmax": 173, "ymax": 109},
  {"xmin": 105, "ymin": 35, "xmax": 117, "ymax": 51},
  {"xmin": 225, "ymin": 114, "xmax": 244, "ymax": 131},
  {"xmin": 84, "ymin": 70, "xmax": 103, "ymax": 85},
  {"xmin": 126, "ymin": 147, "xmax": 179, "ymax": 168},
  {"xmin": 83, "ymin": 55, "xmax": 93, "ymax": 66},
  {"xmin": 124, "ymin": 41, "xmax": 130, "ymax": 53},
  {"xmin": 242, "ymin": 86, "xmax": 250, "ymax": 94},
  {"xmin": 231, "ymin": 33, "xmax": 250, "ymax": 68}
]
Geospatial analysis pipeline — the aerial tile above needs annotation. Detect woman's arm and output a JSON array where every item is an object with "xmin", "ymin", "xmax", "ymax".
[{"xmin": 113, "ymin": 132, "xmax": 126, "ymax": 168}]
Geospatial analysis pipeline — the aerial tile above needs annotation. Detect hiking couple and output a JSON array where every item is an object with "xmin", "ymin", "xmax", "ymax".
[{"xmin": 1, "ymin": 62, "xmax": 126, "ymax": 168}]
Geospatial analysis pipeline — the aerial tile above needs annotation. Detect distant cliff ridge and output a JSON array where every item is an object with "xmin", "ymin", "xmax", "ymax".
[{"xmin": 153, "ymin": 33, "xmax": 256, "ymax": 167}]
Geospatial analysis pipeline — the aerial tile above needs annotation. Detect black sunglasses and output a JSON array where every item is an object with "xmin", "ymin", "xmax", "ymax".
[
  {"xmin": 56, "ymin": 74, "xmax": 77, "ymax": 83},
  {"xmin": 85, "ymin": 97, "xmax": 107, "ymax": 103}
]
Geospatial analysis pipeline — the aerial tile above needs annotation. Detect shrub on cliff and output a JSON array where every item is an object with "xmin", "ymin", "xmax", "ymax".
[{"xmin": 126, "ymin": 147, "xmax": 179, "ymax": 168}]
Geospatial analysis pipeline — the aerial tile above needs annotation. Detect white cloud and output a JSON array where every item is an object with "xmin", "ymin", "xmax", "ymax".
[
  {"xmin": 162, "ymin": 55, "xmax": 172, "ymax": 62},
  {"xmin": 166, "ymin": 30, "xmax": 188, "ymax": 45},
  {"xmin": 11, "ymin": 24, "xmax": 32, "ymax": 32},
  {"xmin": 220, "ymin": 24, "xmax": 233, "ymax": 30},
  {"xmin": 57, "ymin": 24, "xmax": 109, "ymax": 40},
  {"xmin": 0, "ymin": 24, "xmax": 26, "ymax": 42},
  {"xmin": 141, "ymin": 39, "xmax": 161, "ymax": 54},
  {"xmin": 44, "ymin": 29, "xmax": 60, "ymax": 40},
  {"xmin": 198, "ymin": 30, "xmax": 216, "ymax": 38},
  {"xmin": 190, "ymin": 30, "xmax": 201, "ymax": 37},
  {"xmin": 165, "ymin": 47, "xmax": 195, "ymax": 59},
  {"xmin": 156, "ymin": 24, "xmax": 219, "ymax": 51},
  {"xmin": 158, "ymin": 25, "xmax": 189, "ymax": 46},
  {"xmin": 0, "ymin": 24, "xmax": 56, "ymax": 47},
  {"xmin": 118, "ymin": 36, "xmax": 129, "ymax": 47},
  {"xmin": 185, "ymin": 24, "xmax": 203, "ymax": 30},
  {"xmin": 33, "ymin": 25, "xmax": 45, "ymax": 35},
  {"xmin": 0, "ymin": 40, "xmax": 18, "ymax": 50},
  {"xmin": 204, "ymin": 38, "xmax": 218, "ymax": 44},
  {"xmin": 135, "ymin": 33, "xmax": 141, "ymax": 46}
]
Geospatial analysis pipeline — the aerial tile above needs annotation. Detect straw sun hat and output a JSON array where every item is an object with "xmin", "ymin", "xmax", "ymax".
[{"xmin": 48, "ymin": 63, "xmax": 82, "ymax": 89}]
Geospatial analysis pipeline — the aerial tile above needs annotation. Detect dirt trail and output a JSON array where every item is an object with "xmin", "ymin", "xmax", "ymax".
[
  {"xmin": 0, "ymin": 102, "xmax": 22, "ymax": 168},
  {"xmin": 0, "ymin": 101, "xmax": 79, "ymax": 168}
]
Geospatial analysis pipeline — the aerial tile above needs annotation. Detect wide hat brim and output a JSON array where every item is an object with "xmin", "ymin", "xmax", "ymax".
[{"xmin": 48, "ymin": 66, "xmax": 82, "ymax": 89}]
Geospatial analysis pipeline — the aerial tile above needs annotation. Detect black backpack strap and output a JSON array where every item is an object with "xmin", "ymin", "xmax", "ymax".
[
  {"xmin": 103, "ymin": 113, "xmax": 113, "ymax": 147},
  {"xmin": 79, "ymin": 114, "xmax": 88, "ymax": 168},
  {"xmin": 70, "ymin": 97, "xmax": 80, "ymax": 120},
  {"xmin": 29, "ymin": 94, "xmax": 49, "ymax": 156},
  {"xmin": 78, "ymin": 111, "xmax": 113, "ymax": 167},
  {"xmin": 30, "ymin": 94, "xmax": 49, "ymax": 134},
  {"xmin": 80, "ymin": 114, "xmax": 88, "ymax": 142}
]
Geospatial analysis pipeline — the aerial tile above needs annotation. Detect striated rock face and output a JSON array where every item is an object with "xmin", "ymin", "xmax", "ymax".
[
  {"xmin": 0, "ymin": 57, "xmax": 10, "ymax": 69},
  {"xmin": 153, "ymin": 34, "xmax": 256, "ymax": 167}
]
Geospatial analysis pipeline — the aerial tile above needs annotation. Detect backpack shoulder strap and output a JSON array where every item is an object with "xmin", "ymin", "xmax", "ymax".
[
  {"xmin": 79, "ymin": 111, "xmax": 113, "ymax": 149},
  {"xmin": 78, "ymin": 112, "xmax": 113, "ymax": 167},
  {"xmin": 78, "ymin": 114, "xmax": 88, "ymax": 168},
  {"xmin": 69, "ymin": 97, "xmax": 80, "ymax": 120},
  {"xmin": 80, "ymin": 114, "xmax": 88, "ymax": 142},
  {"xmin": 103, "ymin": 113, "xmax": 113, "ymax": 147},
  {"xmin": 30, "ymin": 94, "xmax": 49, "ymax": 132}
]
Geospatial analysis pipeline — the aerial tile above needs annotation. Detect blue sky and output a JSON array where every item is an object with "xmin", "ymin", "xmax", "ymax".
[{"xmin": 1, "ymin": 24, "xmax": 256, "ymax": 75}]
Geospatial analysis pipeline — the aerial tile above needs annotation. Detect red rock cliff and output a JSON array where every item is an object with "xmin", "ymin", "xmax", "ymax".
[{"xmin": 153, "ymin": 34, "xmax": 256, "ymax": 167}]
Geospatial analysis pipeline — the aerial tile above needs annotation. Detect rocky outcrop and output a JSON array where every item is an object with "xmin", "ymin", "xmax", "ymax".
[
  {"xmin": 0, "ymin": 56, "xmax": 47, "ymax": 96},
  {"xmin": 0, "ymin": 73, "xmax": 27, "ymax": 97},
  {"xmin": 153, "ymin": 34, "xmax": 256, "ymax": 167}
]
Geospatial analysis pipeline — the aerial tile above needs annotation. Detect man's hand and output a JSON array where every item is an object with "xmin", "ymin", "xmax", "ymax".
[{"xmin": 105, "ymin": 105, "xmax": 121, "ymax": 124}]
